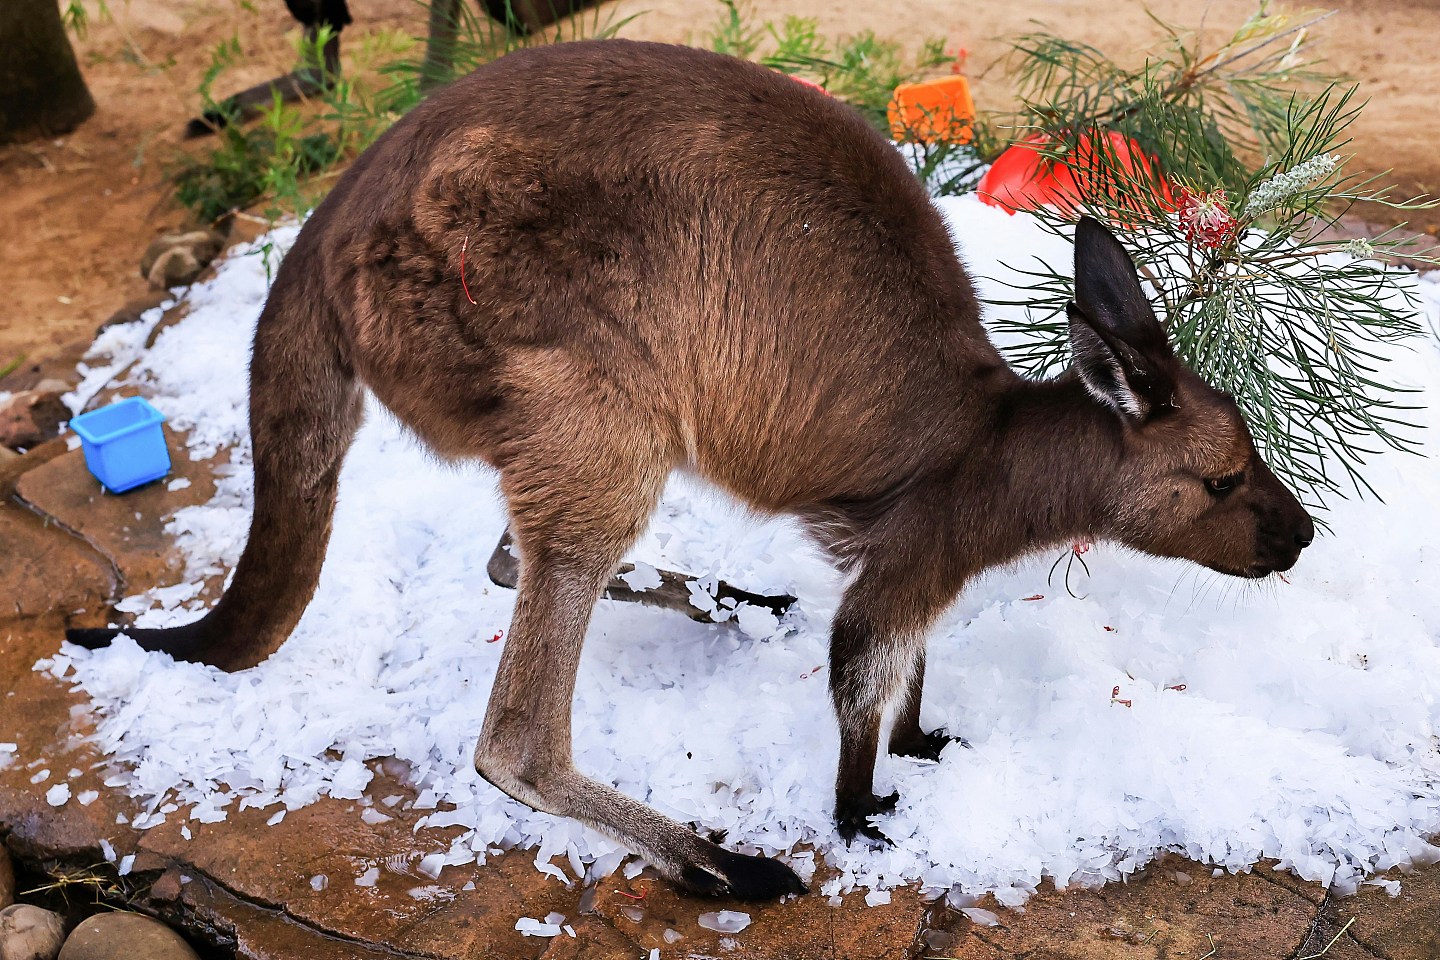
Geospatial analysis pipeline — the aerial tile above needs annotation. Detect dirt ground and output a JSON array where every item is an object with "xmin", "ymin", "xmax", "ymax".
[{"xmin": 2, "ymin": 0, "xmax": 1439, "ymax": 376}]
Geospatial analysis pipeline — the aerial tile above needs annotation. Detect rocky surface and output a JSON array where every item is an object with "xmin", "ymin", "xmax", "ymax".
[
  {"xmin": 0, "ymin": 904, "xmax": 66, "ymax": 960},
  {"xmin": 139, "ymin": 232, "xmax": 225, "ymax": 291},
  {"xmin": 1, "ymin": 434, "xmax": 1438, "ymax": 959},
  {"xmin": 0, "ymin": 384, "xmax": 70, "ymax": 451},
  {"xmin": 93, "ymin": 291, "xmax": 173, "ymax": 337},
  {"xmin": 57, "ymin": 913, "xmax": 199, "ymax": 960}
]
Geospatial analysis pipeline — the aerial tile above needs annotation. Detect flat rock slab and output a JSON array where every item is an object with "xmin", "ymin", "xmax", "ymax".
[
  {"xmin": 14, "ymin": 433, "xmax": 219, "ymax": 615},
  {"xmin": 0, "ymin": 504, "xmax": 113, "ymax": 624},
  {"xmin": 930, "ymin": 862, "xmax": 1380, "ymax": 960}
]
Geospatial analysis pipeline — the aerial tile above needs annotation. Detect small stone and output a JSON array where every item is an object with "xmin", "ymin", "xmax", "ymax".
[
  {"xmin": 921, "ymin": 929, "xmax": 953, "ymax": 951},
  {"xmin": 0, "ymin": 904, "xmax": 66, "ymax": 960},
  {"xmin": 57, "ymin": 913, "xmax": 198, "ymax": 960},
  {"xmin": 140, "ymin": 232, "xmax": 224, "ymax": 290},
  {"xmin": 0, "ymin": 389, "xmax": 69, "ymax": 450}
]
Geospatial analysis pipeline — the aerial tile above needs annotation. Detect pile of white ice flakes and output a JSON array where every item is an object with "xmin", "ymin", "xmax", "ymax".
[{"xmin": 35, "ymin": 194, "xmax": 1440, "ymax": 905}]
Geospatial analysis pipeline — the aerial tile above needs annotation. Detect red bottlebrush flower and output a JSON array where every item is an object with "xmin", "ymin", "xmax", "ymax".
[{"xmin": 1176, "ymin": 186, "xmax": 1237, "ymax": 249}]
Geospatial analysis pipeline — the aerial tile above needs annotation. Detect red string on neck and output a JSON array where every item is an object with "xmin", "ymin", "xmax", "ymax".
[{"xmin": 460, "ymin": 235, "xmax": 478, "ymax": 305}]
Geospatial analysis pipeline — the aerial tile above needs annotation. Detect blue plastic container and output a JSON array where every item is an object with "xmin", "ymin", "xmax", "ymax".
[{"xmin": 70, "ymin": 397, "xmax": 171, "ymax": 493}]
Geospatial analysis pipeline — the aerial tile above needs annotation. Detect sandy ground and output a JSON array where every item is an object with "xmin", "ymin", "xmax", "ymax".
[{"xmin": 1, "ymin": 0, "xmax": 1437, "ymax": 371}]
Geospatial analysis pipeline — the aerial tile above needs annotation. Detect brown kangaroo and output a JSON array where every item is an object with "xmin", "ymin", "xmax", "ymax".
[{"xmin": 69, "ymin": 39, "xmax": 1314, "ymax": 900}]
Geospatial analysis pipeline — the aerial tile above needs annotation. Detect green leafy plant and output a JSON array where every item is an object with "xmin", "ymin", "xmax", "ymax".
[
  {"xmin": 168, "ymin": 2, "xmax": 634, "ymax": 226},
  {"xmin": 170, "ymin": 33, "xmax": 343, "ymax": 225},
  {"xmin": 704, "ymin": 1, "xmax": 953, "ymax": 132},
  {"xmin": 62, "ymin": 0, "xmax": 110, "ymax": 38},
  {"xmin": 978, "ymin": 5, "xmax": 1436, "ymax": 508},
  {"xmin": 351, "ymin": 0, "xmax": 637, "ymax": 135}
]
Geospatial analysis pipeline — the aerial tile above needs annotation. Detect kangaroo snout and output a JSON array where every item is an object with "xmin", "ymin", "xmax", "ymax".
[{"xmin": 1248, "ymin": 492, "xmax": 1315, "ymax": 577}]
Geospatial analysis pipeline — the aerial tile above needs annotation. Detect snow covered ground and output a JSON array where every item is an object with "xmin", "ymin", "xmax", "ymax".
[{"xmin": 38, "ymin": 194, "xmax": 1440, "ymax": 903}]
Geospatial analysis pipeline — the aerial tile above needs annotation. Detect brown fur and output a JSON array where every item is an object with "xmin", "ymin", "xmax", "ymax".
[{"xmin": 69, "ymin": 40, "xmax": 1313, "ymax": 899}]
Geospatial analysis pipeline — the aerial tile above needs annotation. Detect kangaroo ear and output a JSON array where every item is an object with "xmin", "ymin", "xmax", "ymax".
[{"xmin": 1068, "ymin": 217, "xmax": 1177, "ymax": 419}]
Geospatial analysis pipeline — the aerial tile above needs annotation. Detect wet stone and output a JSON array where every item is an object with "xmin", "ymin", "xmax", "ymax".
[
  {"xmin": 57, "ymin": 914, "xmax": 198, "ymax": 960},
  {"xmin": 139, "ymin": 232, "xmax": 224, "ymax": 290},
  {"xmin": 0, "ymin": 904, "xmax": 66, "ymax": 960},
  {"xmin": 0, "ymin": 387, "xmax": 69, "ymax": 451}
]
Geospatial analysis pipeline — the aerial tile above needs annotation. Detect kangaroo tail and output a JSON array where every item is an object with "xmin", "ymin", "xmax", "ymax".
[{"xmin": 67, "ymin": 259, "xmax": 363, "ymax": 671}]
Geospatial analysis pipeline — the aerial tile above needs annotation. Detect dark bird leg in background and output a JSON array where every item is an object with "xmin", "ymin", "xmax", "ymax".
[{"xmin": 185, "ymin": 0, "xmax": 351, "ymax": 138}]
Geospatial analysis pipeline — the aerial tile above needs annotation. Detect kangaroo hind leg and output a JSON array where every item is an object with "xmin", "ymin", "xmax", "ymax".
[{"xmin": 475, "ymin": 432, "xmax": 805, "ymax": 900}]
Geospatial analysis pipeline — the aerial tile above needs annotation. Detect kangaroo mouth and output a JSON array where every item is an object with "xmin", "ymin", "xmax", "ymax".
[{"xmin": 1208, "ymin": 561, "xmax": 1274, "ymax": 579}]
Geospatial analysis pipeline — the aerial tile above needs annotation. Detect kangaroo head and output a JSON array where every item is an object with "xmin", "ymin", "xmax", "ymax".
[{"xmin": 1066, "ymin": 216, "xmax": 1314, "ymax": 578}]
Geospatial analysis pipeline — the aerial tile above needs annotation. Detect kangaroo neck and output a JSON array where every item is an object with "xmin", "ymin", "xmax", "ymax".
[{"xmin": 890, "ymin": 371, "xmax": 1126, "ymax": 570}]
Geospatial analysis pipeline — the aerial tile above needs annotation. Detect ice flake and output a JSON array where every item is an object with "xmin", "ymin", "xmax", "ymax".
[
  {"xmin": 619, "ymin": 561, "xmax": 662, "ymax": 592},
  {"xmin": 515, "ymin": 916, "xmax": 562, "ymax": 937},
  {"xmin": 697, "ymin": 911, "xmax": 750, "ymax": 933}
]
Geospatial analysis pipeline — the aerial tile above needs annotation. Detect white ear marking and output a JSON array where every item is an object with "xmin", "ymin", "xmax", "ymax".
[{"xmin": 1068, "ymin": 309, "xmax": 1147, "ymax": 418}]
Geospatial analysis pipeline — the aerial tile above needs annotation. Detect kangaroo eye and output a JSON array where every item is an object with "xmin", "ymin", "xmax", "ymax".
[{"xmin": 1205, "ymin": 472, "xmax": 1244, "ymax": 495}]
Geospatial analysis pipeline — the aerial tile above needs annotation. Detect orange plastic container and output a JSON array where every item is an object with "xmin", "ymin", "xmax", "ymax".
[
  {"xmin": 976, "ymin": 131, "xmax": 1173, "ymax": 215},
  {"xmin": 888, "ymin": 76, "xmax": 976, "ymax": 144}
]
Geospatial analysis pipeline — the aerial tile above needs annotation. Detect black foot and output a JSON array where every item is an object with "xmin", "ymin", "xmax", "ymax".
[
  {"xmin": 889, "ymin": 726, "xmax": 968, "ymax": 762},
  {"xmin": 64, "ymin": 622, "xmax": 253, "ymax": 671},
  {"xmin": 835, "ymin": 790, "xmax": 898, "ymax": 847},
  {"xmin": 65, "ymin": 627, "xmax": 124, "ymax": 649},
  {"xmin": 681, "ymin": 848, "xmax": 808, "ymax": 901}
]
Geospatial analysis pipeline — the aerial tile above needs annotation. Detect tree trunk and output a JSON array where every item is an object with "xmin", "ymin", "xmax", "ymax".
[{"xmin": 0, "ymin": 0, "xmax": 95, "ymax": 145}]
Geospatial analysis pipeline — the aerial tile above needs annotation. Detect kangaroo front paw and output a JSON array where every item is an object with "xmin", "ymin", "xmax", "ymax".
[
  {"xmin": 680, "ymin": 847, "xmax": 808, "ymax": 901},
  {"xmin": 889, "ymin": 725, "xmax": 968, "ymax": 762},
  {"xmin": 835, "ymin": 790, "xmax": 898, "ymax": 848}
]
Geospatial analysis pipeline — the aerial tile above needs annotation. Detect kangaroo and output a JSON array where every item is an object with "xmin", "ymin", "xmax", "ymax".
[{"xmin": 69, "ymin": 39, "xmax": 1314, "ymax": 900}]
